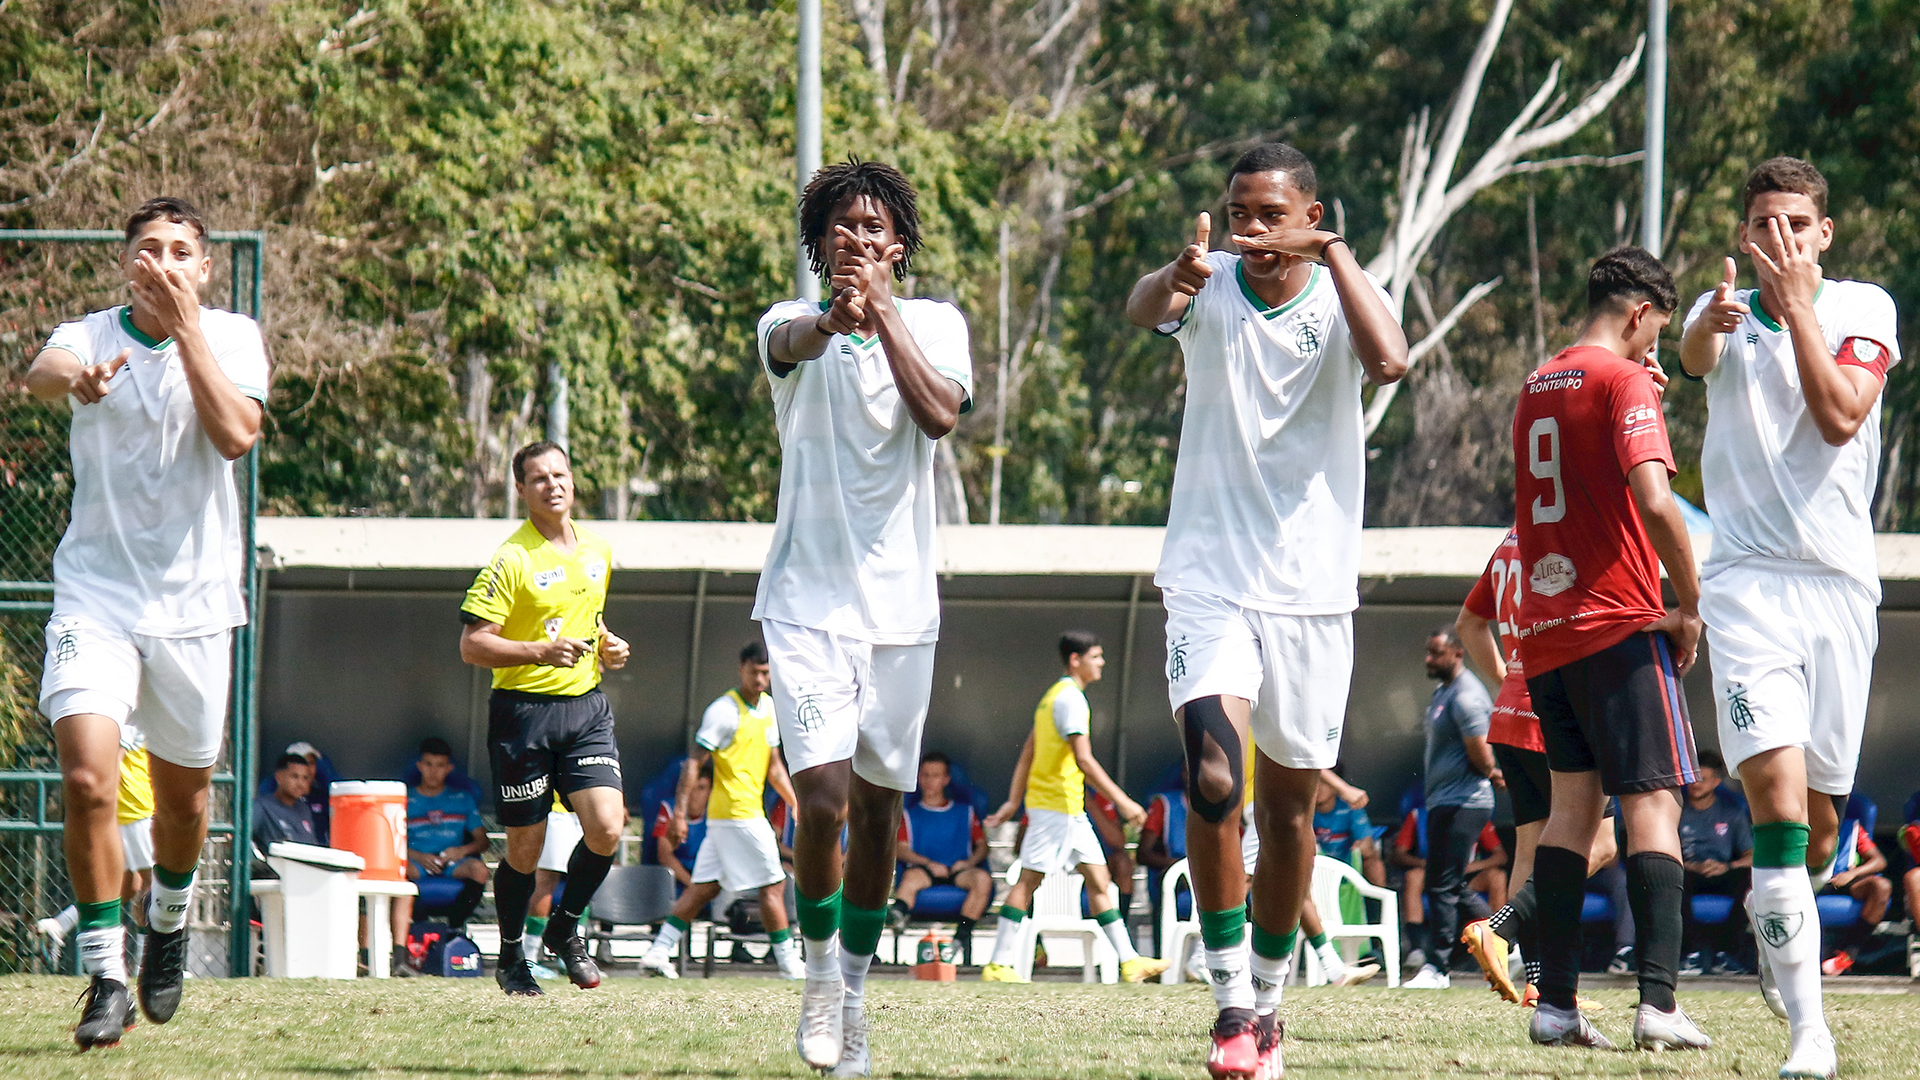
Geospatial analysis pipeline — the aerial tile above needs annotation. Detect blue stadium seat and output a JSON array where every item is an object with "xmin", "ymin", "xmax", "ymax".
[
  {"xmin": 1691, "ymin": 893, "xmax": 1736, "ymax": 925},
  {"xmin": 910, "ymin": 884, "xmax": 970, "ymax": 920},
  {"xmin": 1580, "ymin": 892, "xmax": 1613, "ymax": 924},
  {"xmin": 1816, "ymin": 894, "xmax": 1862, "ymax": 927},
  {"xmin": 414, "ymin": 874, "xmax": 470, "ymax": 913}
]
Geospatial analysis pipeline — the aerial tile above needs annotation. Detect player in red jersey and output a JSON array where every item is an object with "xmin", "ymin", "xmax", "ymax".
[{"xmin": 1512, "ymin": 248, "xmax": 1708, "ymax": 1054}]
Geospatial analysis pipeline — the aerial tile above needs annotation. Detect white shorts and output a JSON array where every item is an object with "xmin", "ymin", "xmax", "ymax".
[
  {"xmin": 1702, "ymin": 562, "xmax": 1877, "ymax": 795},
  {"xmin": 538, "ymin": 810, "xmax": 583, "ymax": 873},
  {"xmin": 120, "ymin": 818, "xmax": 155, "ymax": 873},
  {"xmin": 39, "ymin": 614, "xmax": 233, "ymax": 770},
  {"xmin": 1163, "ymin": 590, "xmax": 1353, "ymax": 771},
  {"xmin": 1018, "ymin": 808, "xmax": 1107, "ymax": 876},
  {"xmin": 690, "ymin": 818, "xmax": 787, "ymax": 892},
  {"xmin": 1240, "ymin": 805, "xmax": 1260, "ymax": 876},
  {"xmin": 761, "ymin": 620, "xmax": 936, "ymax": 792}
]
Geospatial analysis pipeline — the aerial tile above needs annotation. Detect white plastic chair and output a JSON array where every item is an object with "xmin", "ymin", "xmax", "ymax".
[
  {"xmin": 1295, "ymin": 854, "xmax": 1399, "ymax": 987},
  {"xmin": 1158, "ymin": 858, "xmax": 1201, "ymax": 984},
  {"xmin": 1004, "ymin": 860, "xmax": 1119, "ymax": 983}
]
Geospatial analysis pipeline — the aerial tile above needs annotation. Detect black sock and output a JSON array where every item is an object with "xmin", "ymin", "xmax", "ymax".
[
  {"xmin": 1625, "ymin": 852, "xmax": 1683, "ymax": 1012},
  {"xmin": 555, "ymin": 841, "xmax": 614, "ymax": 926},
  {"xmin": 1117, "ymin": 890, "xmax": 1134, "ymax": 922},
  {"xmin": 494, "ymin": 863, "xmax": 536, "ymax": 951},
  {"xmin": 956, "ymin": 915, "xmax": 975, "ymax": 939},
  {"xmin": 449, "ymin": 879, "xmax": 485, "ymax": 929},
  {"xmin": 1490, "ymin": 877, "xmax": 1537, "ymax": 944},
  {"xmin": 1533, "ymin": 845, "xmax": 1589, "ymax": 1012},
  {"xmin": 892, "ymin": 898, "xmax": 912, "ymax": 920}
]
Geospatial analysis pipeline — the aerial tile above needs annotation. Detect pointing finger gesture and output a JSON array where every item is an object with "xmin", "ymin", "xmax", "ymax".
[
  {"xmin": 1703, "ymin": 256, "xmax": 1750, "ymax": 333},
  {"xmin": 1171, "ymin": 212, "xmax": 1213, "ymax": 296},
  {"xmin": 70, "ymin": 348, "xmax": 130, "ymax": 405}
]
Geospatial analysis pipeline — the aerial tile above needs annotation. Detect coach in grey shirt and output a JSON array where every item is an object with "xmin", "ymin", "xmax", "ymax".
[{"xmin": 1407, "ymin": 627, "xmax": 1502, "ymax": 988}]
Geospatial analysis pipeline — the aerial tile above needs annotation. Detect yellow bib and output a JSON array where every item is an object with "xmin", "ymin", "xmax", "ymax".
[
  {"xmin": 1028, "ymin": 677, "xmax": 1085, "ymax": 815},
  {"xmin": 118, "ymin": 746, "xmax": 153, "ymax": 826},
  {"xmin": 708, "ymin": 690, "xmax": 774, "ymax": 821}
]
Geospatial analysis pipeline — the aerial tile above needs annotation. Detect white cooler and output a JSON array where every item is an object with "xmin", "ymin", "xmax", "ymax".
[{"xmin": 253, "ymin": 841, "xmax": 366, "ymax": 978}]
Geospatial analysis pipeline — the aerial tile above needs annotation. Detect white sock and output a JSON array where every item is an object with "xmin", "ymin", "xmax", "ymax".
[
  {"xmin": 1205, "ymin": 942, "xmax": 1255, "ymax": 1011},
  {"xmin": 1752, "ymin": 866, "xmax": 1828, "ymax": 1040},
  {"xmin": 78, "ymin": 926, "xmax": 127, "ymax": 984},
  {"xmin": 1315, "ymin": 942, "xmax": 1347, "ymax": 978},
  {"xmin": 52, "ymin": 905, "xmax": 79, "ymax": 936},
  {"xmin": 805, "ymin": 933, "xmax": 841, "ymax": 981},
  {"xmin": 774, "ymin": 936, "xmax": 801, "ymax": 966},
  {"xmin": 148, "ymin": 872, "xmax": 195, "ymax": 934},
  {"xmin": 1250, "ymin": 951, "xmax": 1290, "ymax": 1013},
  {"xmin": 1100, "ymin": 917, "xmax": 1139, "ymax": 962},
  {"xmin": 1807, "ymin": 853, "xmax": 1838, "ymax": 893},
  {"xmin": 840, "ymin": 948, "xmax": 873, "ymax": 1009},
  {"xmin": 648, "ymin": 921, "xmax": 683, "ymax": 959},
  {"xmin": 989, "ymin": 914, "xmax": 1025, "ymax": 966}
]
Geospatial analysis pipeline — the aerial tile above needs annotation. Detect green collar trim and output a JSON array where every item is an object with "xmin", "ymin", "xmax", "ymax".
[
  {"xmin": 815, "ymin": 299, "xmax": 885, "ymax": 348},
  {"xmin": 1751, "ymin": 282, "xmax": 1823, "ymax": 334},
  {"xmin": 118, "ymin": 306, "xmax": 173, "ymax": 350},
  {"xmin": 1236, "ymin": 262, "xmax": 1319, "ymax": 320}
]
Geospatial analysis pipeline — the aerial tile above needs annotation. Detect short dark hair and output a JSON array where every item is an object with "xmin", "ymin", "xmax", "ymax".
[
  {"xmin": 799, "ymin": 158, "xmax": 922, "ymax": 283},
  {"xmin": 1429, "ymin": 626, "xmax": 1462, "ymax": 649},
  {"xmin": 697, "ymin": 758, "xmax": 714, "ymax": 781},
  {"xmin": 1059, "ymin": 630, "xmax": 1101, "ymax": 665},
  {"xmin": 273, "ymin": 753, "xmax": 309, "ymax": 772},
  {"xmin": 418, "ymin": 737, "xmax": 453, "ymax": 759},
  {"xmin": 1586, "ymin": 246, "xmax": 1678, "ymax": 315},
  {"xmin": 920, "ymin": 750, "xmax": 951, "ymax": 769},
  {"xmin": 1226, "ymin": 143, "xmax": 1318, "ymax": 197},
  {"xmin": 511, "ymin": 440, "xmax": 570, "ymax": 484},
  {"xmin": 124, "ymin": 196, "xmax": 208, "ymax": 247},
  {"xmin": 1743, "ymin": 156, "xmax": 1828, "ymax": 218},
  {"xmin": 1698, "ymin": 750, "xmax": 1726, "ymax": 775},
  {"xmin": 740, "ymin": 640, "xmax": 768, "ymax": 665}
]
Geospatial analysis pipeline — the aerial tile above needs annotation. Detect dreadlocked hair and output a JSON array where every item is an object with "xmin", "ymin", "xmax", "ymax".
[{"xmin": 800, "ymin": 158, "xmax": 922, "ymax": 282}]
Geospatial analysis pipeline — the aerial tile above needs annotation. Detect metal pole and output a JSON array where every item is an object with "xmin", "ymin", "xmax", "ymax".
[
  {"xmin": 1113, "ymin": 575, "xmax": 1142, "ymax": 789},
  {"xmin": 796, "ymin": 0, "xmax": 822, "ymax": 303},
  {"xmin": 989, "ymin": 222, "xmax": 1010, "ymax": 525},
  {"xmin": 229, "ymin": 235, "xmax": 264, "ymax": 976},
  {"xmin": 547, "ymin": 361, "xmax": 569, "ymax": 451},
  {"xmin": 1643, "ymin": 0, "xmax": 1667, "ymax": 258},
  {"xmin": 682, "ymin": 570, "xmax": 709, "ymax": 751}
]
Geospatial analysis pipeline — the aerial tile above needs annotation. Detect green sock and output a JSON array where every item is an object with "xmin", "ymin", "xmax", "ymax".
[
  {"xmin": 840, "ymin": 900, "xmax": 888, "ymax": 958},
  {"xmin": 77, "ymin": 899, "xmax": 121, "ymax": 932},
  {"xmin": 1307, "ymin": 931, "xmax": 1330, "ymax": 950},
  {"xmin": 1094, "ymin": 908, "xmax": 1123, "ymax": 927},
  {"xmin": 1752, "ymin": 821, "xmax": 1810, "ymax": 869},
  {"xmin": 665, "ymin": 914, "xmax": 690, "ymax": 933},
  {"xmin": 154, "ymin": 864, "xmax": 194, "ymax": 890},
  {"xmin": 1199, "ymin": 906, "xmax": 1247, "ymax": 950},
  {"xmin": 998, "ymin": 903, "xmax": 1027, "ymax": 924},
  {"xmin": 1252, "ymin": 922, "xmax": 1299, "ymax": 961},
  {"xmin": 524, "ymin": 915, "xmax": 548, "ymax": 940},
  {"xmin": 797, "ymin": 886, "xmax": 842, "ymax": 943},
  {"xmin": 769, "ymin": 925, "xmax": 793, "ymax": 945}
]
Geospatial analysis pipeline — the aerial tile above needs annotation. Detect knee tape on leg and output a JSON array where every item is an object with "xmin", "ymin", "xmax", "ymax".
[{"xmin": 1181, "ymin": 696, "xmax": 1244, "ymax": 824}]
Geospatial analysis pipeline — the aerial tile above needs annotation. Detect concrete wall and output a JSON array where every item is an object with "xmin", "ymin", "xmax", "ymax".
[{"xmin": 259, "ymin": 569, "xmax": 1920, "ymax": 827}]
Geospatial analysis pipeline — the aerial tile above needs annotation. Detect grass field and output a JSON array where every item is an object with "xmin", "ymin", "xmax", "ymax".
[{"xmin": 3, "ymin": 974, "xmax": 1918, "ymax": 1079}]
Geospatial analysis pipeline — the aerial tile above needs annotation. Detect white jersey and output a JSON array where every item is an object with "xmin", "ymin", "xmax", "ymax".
[
  {"xmin": 1155, "ymin": 252, "xmax": 1394, "ymax": 614},
  {"xmin": 1684, "ymin": 279, "xmax": 1900, "ymax": 599},
  {"xmin": 754, "ymin": 297, "xmax": 973, "ymax": 645},
  {"xmin": 45, "ymin": 306, "xmax": 269, "ymax": 637}
]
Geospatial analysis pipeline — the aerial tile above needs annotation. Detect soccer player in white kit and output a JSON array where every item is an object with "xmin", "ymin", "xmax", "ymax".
[
  {"xmin": 1126, "ymin": 143, "xmax": 1406, "ymax": 1080},
  {"xmin": 25, "ymin": 197, "xmax": 268, "ymax": 1049},
  {"xmin": 1679, "ymin": 157, "xmax": 1899, "ymax": 1080},
  {"xmin": 756, "ymin": 159, "xmax": 972, "ymax": 1077}
]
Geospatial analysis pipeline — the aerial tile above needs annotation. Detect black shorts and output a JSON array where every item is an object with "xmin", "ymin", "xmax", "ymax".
[
  {"xmin": 488, "ymin": 687, "xmax": 623, "ymax": 828},
  {"xmin": 1493, "ymin": 743, "xmax": 1553, "ymax": 826},
  {"xmin": 1527, "ymin": 630, "xmax": 1699, "ymax": 796}
]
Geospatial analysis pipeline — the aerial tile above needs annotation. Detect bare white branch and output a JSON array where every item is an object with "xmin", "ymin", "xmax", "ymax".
[{"xmin": 1363, "ymin": 277, "xmax": 1501, "ymax": 438}]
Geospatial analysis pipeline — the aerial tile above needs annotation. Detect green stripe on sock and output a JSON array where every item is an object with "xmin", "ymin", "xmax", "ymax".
[
  {"xmin": 998, "ymin": 903, "xmax": 1027, "ymax": 923},
  {"xmin": 1307, "ymin": 931, "xmax": 1329, "ymax": 950},
  {"xmin": 524, "ymin": 915, "xmax": 548, "ymax": 939},
  {"xmin": 154, "ymin": 864, "xmax": 194, "ymax": 890},
  {"xmin": 77, "ymin": 899, "xmax": 121, "ymax": 932},
  {"xmin": 1752, "ymin": 821, "xmax": 1810, "ymax": 869},
  {"xmin": 840, "ymin": 900, "xmax": 887, "ymax": 957},
  {"xmin": 797, "ymin": 886, "xmax": 842, "ymax": 942},
  {"xmin": 1252, "ymin": 922, "xmax": 1299, "ymax": 961},
  {"xmin": 666, "ymin": 914, "xmax": 690, "ymax": 933},
  {"xmin": 1095, "ymin": 908, "xmax": 1122, "ymax": 927},
  {"xmin": 1199, "ymin": 907, "xmax": 1247, "ymax": 950},
  {"xmin": 769, "ymin": 926, "xmax": 792, "ymax": 945}
]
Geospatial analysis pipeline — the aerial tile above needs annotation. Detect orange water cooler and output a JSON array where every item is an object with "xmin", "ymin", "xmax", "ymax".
[{"xmin": 329, "ymin": 780, "xmax": 407, "ymax": 881}]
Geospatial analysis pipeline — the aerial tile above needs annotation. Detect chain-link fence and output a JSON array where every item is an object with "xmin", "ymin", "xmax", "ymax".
[{"xmin": 0, "ymin": 231, "xmax": 263, "ymax": 977}]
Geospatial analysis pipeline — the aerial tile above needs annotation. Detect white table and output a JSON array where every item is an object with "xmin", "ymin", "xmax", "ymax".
[{"xmin": 252, "ymin": 876, "xmax": 418, "ymax": 978}]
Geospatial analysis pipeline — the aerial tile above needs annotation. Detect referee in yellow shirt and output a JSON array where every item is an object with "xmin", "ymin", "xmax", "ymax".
[{"xmin": 460, "ymin": 441, "xmax": 630, "ymax": 997}]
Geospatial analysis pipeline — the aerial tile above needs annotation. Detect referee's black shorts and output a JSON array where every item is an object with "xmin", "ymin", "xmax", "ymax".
[
  {"xmin": 1527, "ymin": 630, "xmax": 1700, "ymax": 797},
  {"xmin": 488, "ymin": 687, "xmax": 623, "ymax": 828}
]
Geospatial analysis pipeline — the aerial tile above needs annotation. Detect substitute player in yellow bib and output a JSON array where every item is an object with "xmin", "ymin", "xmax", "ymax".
[
  {"xmin": 460, "ymin": 440, "xmax": 630, "ymax": 997},
  {"xmin": 37, "ymin": 725, "xmax": 158, "ymax": 970},
  {"xmin": 641, "ymin": 640, "xmax": 804, "ymax": 979},
  {"xmin": 983, "ymin": 631, "xmax": 1168, "ymax": 983}
]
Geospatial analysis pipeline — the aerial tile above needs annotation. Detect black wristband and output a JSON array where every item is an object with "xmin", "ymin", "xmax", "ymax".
[{"xmin": 1320, "ymin": 235, "xmax": 1349, "ymax": 262}]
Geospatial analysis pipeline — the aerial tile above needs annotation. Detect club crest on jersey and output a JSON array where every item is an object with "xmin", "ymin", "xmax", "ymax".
[
  {"xmin": 1528, "ymin": 553, "xmax": 1576, "ymax": 598},
  {"xmin": 1756, "ymin": 909, "xmax": 1804, "ymax": 949},
  {"xmin": 794, "ymin": 692, "xmax": 826, "ymax": 734},
  {"xmin": 544, "ymin": 617, "xmax": 565, "ymax": 640},
  {"xmin": 1168, "ymin": 637, "xmax": 1190, "ymax": 682},
  {"xmin": 584, "ymin": 557, "xmax": 606, "ymax": 583},
  {"xmin": 1295, "ymin": 324, "xmax": 1321, "ymax": 357},
  {"xmin": 532, "ymin": 567, "xmax": 566, "ymax": 590},
  {"xmin": 55, "ymin": 631, "xmax": 77, "ymax": 664},
  {"xmin": 1727, "ymin": 684, "xmax": 1756, "ymax": 732}
]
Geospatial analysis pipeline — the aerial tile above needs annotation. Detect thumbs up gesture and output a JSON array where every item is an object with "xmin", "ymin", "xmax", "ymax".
[
  {"xmin": 69, "ymin": 348, "xmax": 130, "ymax": 405},
  {"xmin": 1170, "ymin": 212, "xmax": 1213, "ymax": 296},
  {"xmin": 1699, "ymin": 256, "xmax": 1751, "ymax": 334}
]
